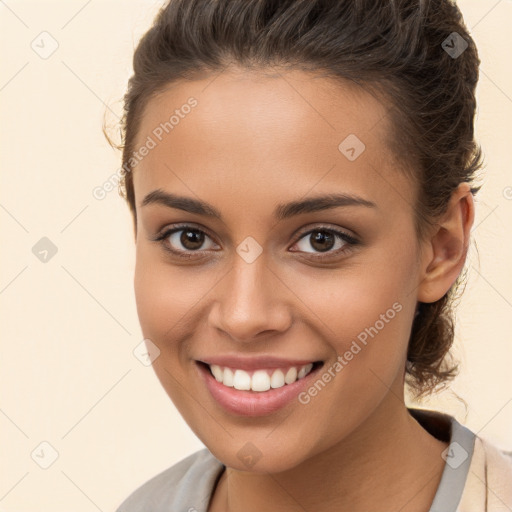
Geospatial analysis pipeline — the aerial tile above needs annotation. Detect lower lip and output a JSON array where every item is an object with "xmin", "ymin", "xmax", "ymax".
[{"xmin": 196, "ymin": 361, "xmax": 323, "ymax": 417}]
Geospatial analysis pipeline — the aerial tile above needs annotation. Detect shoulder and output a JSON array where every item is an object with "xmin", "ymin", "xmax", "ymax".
[
  {"xmin": 115, "ymin": 447, "xmax": 224, "ymax": 512},
  {"xmin": 474, "ymin": 434, "xmax": 512, "ymax": 479},
  {"xmin": 476, "ymin": 434, "xmax": 512, "ymax": 476},
  {"xmin": 459, "ymin": 434, "xmax": 512, "ymax": 510}
]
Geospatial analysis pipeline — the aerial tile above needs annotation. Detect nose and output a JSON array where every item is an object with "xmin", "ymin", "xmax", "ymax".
[{"xmin": 208, "ymin": 255, "xmax": 292, "ymax": 343}]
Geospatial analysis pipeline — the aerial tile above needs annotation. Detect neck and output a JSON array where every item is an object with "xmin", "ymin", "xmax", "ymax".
[{"xmin": 209, "ymin": 398, "xmax": 449, "ymax": 512}]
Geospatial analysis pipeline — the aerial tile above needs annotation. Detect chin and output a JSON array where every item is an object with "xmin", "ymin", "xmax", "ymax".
[{"xmin": 206, "ymin": 439, "xmax": 314, "ymax": 474}]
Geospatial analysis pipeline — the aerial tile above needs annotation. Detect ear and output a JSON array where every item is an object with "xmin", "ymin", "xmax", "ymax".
[{"xmin": 417, "ymin": 183, "xmax": 475, "ymax": 303}]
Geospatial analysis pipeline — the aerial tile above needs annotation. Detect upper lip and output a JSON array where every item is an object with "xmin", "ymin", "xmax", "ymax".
[{"xmin": 197, "ymin": 355, "xmax": 322, "ymax": 371}]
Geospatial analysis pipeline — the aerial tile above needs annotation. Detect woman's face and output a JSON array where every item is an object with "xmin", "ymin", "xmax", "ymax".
[{"xmin": 132, "ymin": 68, "xmax": 430, "ymax": 472}]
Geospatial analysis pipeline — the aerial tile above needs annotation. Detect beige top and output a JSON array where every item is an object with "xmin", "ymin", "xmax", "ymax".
[{"xmin": 457, "ymin": 435, "xmax": 512, "ymax": 511}]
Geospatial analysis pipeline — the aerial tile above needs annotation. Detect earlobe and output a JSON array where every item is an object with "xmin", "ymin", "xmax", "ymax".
[{"xmin": 417, "ymin": 183, "xmax": 475, "ymax": 303}]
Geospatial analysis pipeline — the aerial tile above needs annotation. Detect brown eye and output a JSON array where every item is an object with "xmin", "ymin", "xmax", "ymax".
[
  {"xmin": 290, "ymin": 225, "xmax": 359, "ymax": 261},
  {"xmin": 308, "ymin": 230, "xmax": 335, "ymax": 252},
  {"xmin": 165, "ymin": 227, "xmax": 218, "ymax": 252},
  {"xmin": 178, "ymin": 229, "xmax": 206, "ymax": 250},
  {"xmin": 154, "ymin": 224, "xmax": 219, "ymax": 258}
]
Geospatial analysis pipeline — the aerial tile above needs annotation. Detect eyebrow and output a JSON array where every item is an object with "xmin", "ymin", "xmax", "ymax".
[{"xmin": 141, "ymin": 188, "xmax": 377, "ymax": 221}]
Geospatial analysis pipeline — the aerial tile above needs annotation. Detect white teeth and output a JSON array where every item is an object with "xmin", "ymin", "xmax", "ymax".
[
  {"xmin": 210, "ymin": 364, "xmax": 223, "ymax": 382},
  {"xmin": 251, "ymin": 370, "xmax": 271, "ymax": 392},
  {"xmin": 208, "ymin": 363, "xmax": 316, "ymax": 392},
  {"xmin": 298, "ymin": 363, "xmax": 313, "ymax": 379},
  {"xmin": 233, "ymin": 369, "xmax": 251, "ymax": 390},
  {"xmin": 223, "ymin": 367, "xmax": 234, "ymax": 387},
  {"xmin": 284, "ymin": 367, "xmax": 297, "ymax": 384},
  {"xmin": 270, "ymin": 369, "xmax": 285, "ymax": 388}
]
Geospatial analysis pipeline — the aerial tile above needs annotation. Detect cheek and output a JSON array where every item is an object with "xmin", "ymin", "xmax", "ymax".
[
  {"xmin": 133, "ymin": 244, "xmax": 218, "ymax": 345},
  {"xmin": 288, "ymin": 249, "xmax": 415, "ymax": 381},
  {"xmin": 133, "ymin": 244, "xmax": 188, "ymax": 342},
  {"xmin": 290, "ymin": 264, "xmax": 409, "ymax": 339},
  {"xmin": 289, "ymin": 270, "xmax": 413, "ymax": 443}
]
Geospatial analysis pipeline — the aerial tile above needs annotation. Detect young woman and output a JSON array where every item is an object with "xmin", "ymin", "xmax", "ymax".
[{"xmin": 112, "ymin": 0, "xmax": 512, "ymax": 510}]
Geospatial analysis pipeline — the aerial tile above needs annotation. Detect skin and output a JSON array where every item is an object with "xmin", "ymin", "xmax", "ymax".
[{"xmin": 131, "ymin": 68, "xmax": 475, "ymax": 512}]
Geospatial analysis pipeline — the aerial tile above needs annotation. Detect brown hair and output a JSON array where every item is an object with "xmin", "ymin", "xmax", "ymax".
[{"xmin": 108, "ymin": 0, "xmax": 484, "ymax": 399}]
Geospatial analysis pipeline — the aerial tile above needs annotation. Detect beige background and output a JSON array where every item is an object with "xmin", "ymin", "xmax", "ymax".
[{"xmin": 1, "ymin": 1, "xmax": 511, "ymax": 510}]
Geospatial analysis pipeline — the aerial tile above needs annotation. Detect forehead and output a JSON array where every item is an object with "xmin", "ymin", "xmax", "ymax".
[{"xmin": 132, "ymin": 68, "xmax": 414, "ymax": 218}]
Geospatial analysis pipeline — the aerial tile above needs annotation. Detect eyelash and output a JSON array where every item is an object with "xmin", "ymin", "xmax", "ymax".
[{"xmin": 153, "ymin": 223, "xmax": 360, "ymax": 261}]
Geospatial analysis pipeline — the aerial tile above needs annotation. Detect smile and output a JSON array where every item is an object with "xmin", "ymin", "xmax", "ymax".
[
  {"xmin": 208, "ymin": 363, "xmax": 315, "ymax": 392},
  {"xmin": 195, "ymin": 360, "xmax": 325, "ymax": 416}
]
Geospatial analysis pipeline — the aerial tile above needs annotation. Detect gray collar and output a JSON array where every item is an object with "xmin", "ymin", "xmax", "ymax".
[{"xmin": 408, "ymin": 407, "xmax": 476, "ymax": 512}]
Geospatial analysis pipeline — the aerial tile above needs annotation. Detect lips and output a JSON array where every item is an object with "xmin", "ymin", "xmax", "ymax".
[{"xmin": 195, "ymin": 357, "xmax": 325, "ymax": 416}]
